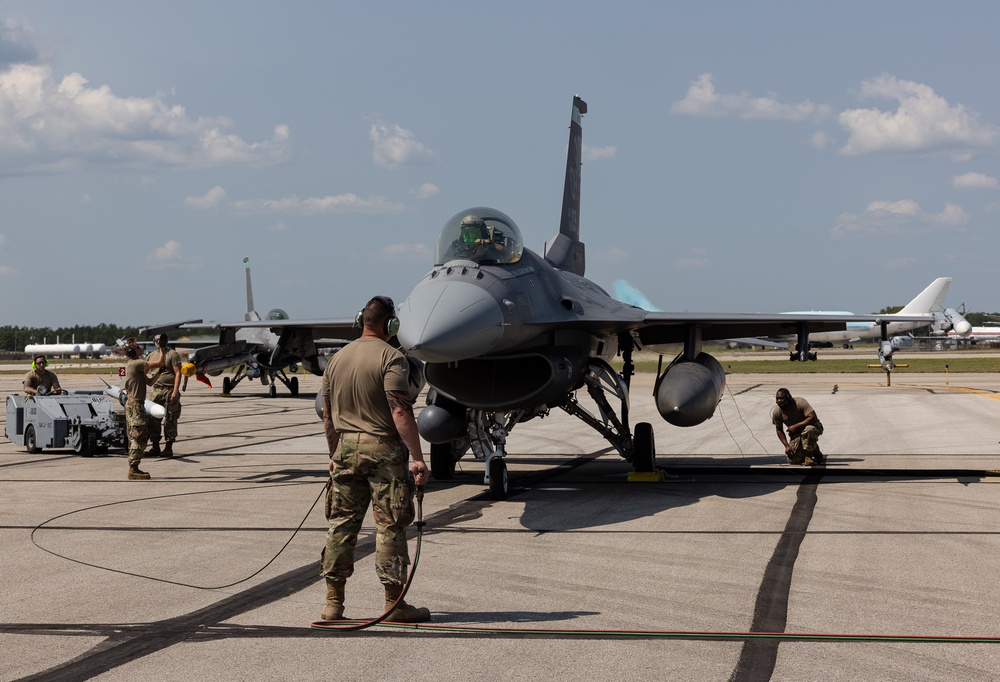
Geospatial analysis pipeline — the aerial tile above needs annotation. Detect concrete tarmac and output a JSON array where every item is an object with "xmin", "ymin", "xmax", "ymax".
[{"xmin": 2, "ymin": 371, "xmax": 999, "ymax": 681}]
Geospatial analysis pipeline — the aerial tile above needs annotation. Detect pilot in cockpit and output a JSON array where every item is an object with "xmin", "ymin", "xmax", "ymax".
[{"xmin": 455, "ymin": 215, "xmax": 491, "ymax": 259}]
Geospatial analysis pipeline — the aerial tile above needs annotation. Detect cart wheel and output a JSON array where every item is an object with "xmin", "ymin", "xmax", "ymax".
[{"xmin": 25, "ymin": 425, "xmax": 41, "ymax": 454}]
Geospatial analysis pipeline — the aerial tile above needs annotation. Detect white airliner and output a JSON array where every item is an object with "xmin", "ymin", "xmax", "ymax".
[{"xmin": 613, "ymin": 277, "xmax": 972, "ymax": 355}]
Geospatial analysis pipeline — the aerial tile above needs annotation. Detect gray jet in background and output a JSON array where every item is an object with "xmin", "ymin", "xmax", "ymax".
[{"xmin": 395, "ymin": 96, "xmax": 925, "ymax": 499}]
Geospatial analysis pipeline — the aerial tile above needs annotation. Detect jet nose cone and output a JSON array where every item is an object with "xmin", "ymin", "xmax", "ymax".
[{"xmin": 398, "ymin": 280, "xmax": 504, "ymax": 363}]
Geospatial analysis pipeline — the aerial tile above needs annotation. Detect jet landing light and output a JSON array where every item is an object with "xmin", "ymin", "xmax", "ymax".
[{"xmin": 398, "ymin": 279, "xmax": 504, "ymax": 363}]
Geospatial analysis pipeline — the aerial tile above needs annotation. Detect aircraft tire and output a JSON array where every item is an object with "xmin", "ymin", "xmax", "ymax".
[
  {"xmin": 25, "ymin": 425, "xmax": 41, "ymax": 454},
  {"xmin": 223, "ymin": 377, "xmax": 232, "ymax": 395},
  {"xmin": 430, "ymin": 442, "xmax": 456, "ymax": 480},
  {"xmin": 268, "ymin": 383, "xmax": 277, "ymax": 398},
  {"xmin": 632, "ymin": 422, "xmax": 656, "ymax": 472},
  {"xmin": 290, "ymin": 376, "xmax": 299, "ymax": 397},
  {"xmin": 488, "ymin": 457, "xmax": 508, "ymax": 501}
]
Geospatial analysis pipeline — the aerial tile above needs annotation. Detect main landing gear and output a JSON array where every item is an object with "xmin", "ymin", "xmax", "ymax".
[
  {"xmin": 443, "ymin": 345, "xmax": 657, "ymax": 501},
  {"xmin": 222, "ymin": 365, "xmax": 300, "ymax": 397}
]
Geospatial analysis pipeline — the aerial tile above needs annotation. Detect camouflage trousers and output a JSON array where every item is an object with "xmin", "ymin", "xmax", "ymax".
[
  {"xmin": 321, "ymin": 433, "xmax": 415, "ymax": 586},
  {"xmin": 126, "ymin": 402, "xmax": 148, "ymax": 465},
  {"xmin": 787, "ymin": 424, "xmax": 823, "ymax": 463},
  {"xmin": 148, "ymin": 384, "xmax": 181, "ymax": 443}
]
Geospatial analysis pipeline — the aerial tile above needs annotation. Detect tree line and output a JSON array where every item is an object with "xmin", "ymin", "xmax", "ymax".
[{"xmin": 0, "ymin": 324, "xmax": 143, "ymax": 353}]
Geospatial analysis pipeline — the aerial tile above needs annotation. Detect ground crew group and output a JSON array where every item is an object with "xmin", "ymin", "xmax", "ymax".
[{"xmin": 21, "ymin": 317, "xmax": 827, "ymax": 624}]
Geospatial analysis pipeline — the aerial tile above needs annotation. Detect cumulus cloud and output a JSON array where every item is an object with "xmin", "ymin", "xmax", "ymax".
[
  {"xmin": 583, "ymin": 145, "xmax": 617, "ymax": 162},
  {"xmin": 670, "ymin": 73, "xmax": 831, "ymax": 122},
  {"xmin": 839, "ymin": 75, "xmax": 999, "ymax": 157},
  {"xmin": 182, "ymin": 185, "xmax": 406, "ymax": 215},
  {"xmin": 184, "ymin": 186, "xmax": 228, "ymax": 209},
  {"xmin": 229, "ymin": 193, "xmax": 406, "ymax": 215},
  {"xmin": 0, "ymin": 17, "xmax": 40, "ymax": 68},
  {"xmin": 377, "ymin": 243, "xmax": 432, "ymax": 261},
  {"xmin": 832, "ymin": 199, "xmax": 970, "ymax": 238},
  {"xmin": 370, "ymin": 121, "xmax": 435, "ymax": 169},
  {"xmin": 409, "ymin": 182, "xmax": 440, "ymax": 200},
  {"xmin": 146, "ymin": 240, "xmax": 198, "ymax": 269},
  {"xmin": 953, "ymin": 172, "xmax": 999, "ymax": 189},
  {"xmin": 0, "ymin": 62, "xmax": 291, "ymax": 174}
]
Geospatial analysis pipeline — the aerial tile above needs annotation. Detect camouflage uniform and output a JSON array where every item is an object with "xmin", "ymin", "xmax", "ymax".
[
  {"xmin": 320, "ymin": 337, "xmax": 415, "ymax": 587},
  {"xmin": 126, "ymin": 401, "xmax": 148, "ymax": 465},
  {"xmin": 771, "ymin": 396, "xmax": 824, "ymax": 464},
  {"xmin": 124, "ymin": 358, "xmax": 150, "ymax": 467},
  {"xmin": 147, "ymin": 349, "xmax": 182, "ymax": 445},
  {"xmin": 321, "ymin": 433, "xmax": 415, "ymax": 584}
]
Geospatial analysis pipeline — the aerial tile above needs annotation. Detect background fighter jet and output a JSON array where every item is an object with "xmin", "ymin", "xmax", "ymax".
[
  {"xmin": 143, "ymin": 258, "xmax": 351, "ymax": 397},
  {"xmin": 394, "ymin": 96, "xmax": 928, "ymax": 499}
]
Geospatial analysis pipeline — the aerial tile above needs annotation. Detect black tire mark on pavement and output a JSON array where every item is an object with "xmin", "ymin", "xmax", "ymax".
[{"xmin": 729, "ymin": 474, "xmax": 820, "ymax": 682}]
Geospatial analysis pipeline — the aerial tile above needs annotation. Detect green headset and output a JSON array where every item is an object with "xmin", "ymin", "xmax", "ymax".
[
  {"xmin": 356, "ymin": 295, "xmax": 400, "ymax": 336},
  {"xmin": 32, "ymin": 357, "xmax": 47, "ymax": 369}
]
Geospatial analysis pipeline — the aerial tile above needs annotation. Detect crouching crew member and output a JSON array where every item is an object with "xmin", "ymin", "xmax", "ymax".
[
  {"xmin": 318, "ymin": 295, "xmax": 430, "ymax": 622},
  {"xmin": 771, "ymin": 387, "xmax": 825, "ymax": 465}
]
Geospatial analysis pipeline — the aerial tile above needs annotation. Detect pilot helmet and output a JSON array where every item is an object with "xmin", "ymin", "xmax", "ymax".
[{"xmin": 459, "ymin": 215, "xmax": 488, "ymax": 243}]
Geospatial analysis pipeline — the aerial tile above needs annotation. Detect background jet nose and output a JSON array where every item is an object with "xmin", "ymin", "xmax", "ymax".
[{"xmin": 398, "ymin": 280, "xmax": 504, "ymax": 363}]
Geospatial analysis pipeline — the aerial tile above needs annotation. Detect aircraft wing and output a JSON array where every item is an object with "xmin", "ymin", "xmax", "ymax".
[{"xmin": 633, "ymin": 312, "xmax": 934, "ymax": 345}]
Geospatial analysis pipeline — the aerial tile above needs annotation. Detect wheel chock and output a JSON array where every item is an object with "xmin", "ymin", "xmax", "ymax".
[{"xmin": 628, "ymin": 470, "xmax": 665, "ymax": 482}]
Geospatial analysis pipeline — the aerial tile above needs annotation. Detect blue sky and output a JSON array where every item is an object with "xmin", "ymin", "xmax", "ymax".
[{"xmin": 2, "ymin": 2, "xmax": 999, "ymax": 328}]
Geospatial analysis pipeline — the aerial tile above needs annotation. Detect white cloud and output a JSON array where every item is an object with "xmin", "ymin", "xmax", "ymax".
[
  {"xmin": 409, "ymin": 183, "xmax": 440, "ymax": 200},
  {"xmin": 809, "ymin": 131, "xmax": 833, "ymax": 149},
  {"xmin": 267, "ymin": 221, "xmax": 290, "ymax": 232},
  {"xmin": 583, "ymin": 145, "xmax": 617, "ymax": 162},
  {"xmin": 839, "ymin": 75, "xmax": 999, "ymax": 157},
  {"xmin": 0, "ymin": 17, "xmax": 40, "ymax": 68},
  {"xmin": 832, "ymin": 199, "xmax": 970, "ymax": 238},
  {"xmin": 229, "ymin": 193, "xmax": 406, "ymax": 215},
  {"xmin": 670, "ymin": 73, "xmax": 831, "ymax": 122},
  {"xmin": 184, "ymin": 186, "xmax": 228, "ymax": 209},
  {"xmin": 377, "ymin": 243, "xmax": 432, "ymax": 261},
  {"xmin": 0, "ymin": 63, "xmax": 291, "ymax": 173},
  {"xmin": 370, "ymin": 121, "xmax": 435, "ymax": 169},
  {"xmin": 0, "ymin": 264, "xmax": 13, "ymax": 276},
  {"xmin": 953, "ymin": 172, "xmax": 999, "ymax": 189},
  {"xmin": 146, "ymin": 240, "xmax": 199, "ymax": 269}
]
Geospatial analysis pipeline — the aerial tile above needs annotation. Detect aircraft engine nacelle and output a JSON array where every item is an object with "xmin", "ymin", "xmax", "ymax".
[
  {"xmin": 654, "ymin": 352, "xmax": 726, "ymax": 427},
  {"xmin": 424, "ymin": 347, "xmax": 587, "ymax": 412}
]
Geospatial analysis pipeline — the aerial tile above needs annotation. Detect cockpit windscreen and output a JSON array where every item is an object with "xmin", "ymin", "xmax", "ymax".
[{"xmin": 435, "ymin": 207, "xmax": 523, "ymax": 266}]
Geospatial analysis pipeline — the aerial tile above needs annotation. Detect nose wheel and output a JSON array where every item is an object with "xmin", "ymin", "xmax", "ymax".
[{"xmin": 487, "ymin": 456, "xmax": 508, "ymax": 500}]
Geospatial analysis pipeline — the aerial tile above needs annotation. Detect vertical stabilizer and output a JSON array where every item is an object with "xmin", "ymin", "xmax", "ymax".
[
  {"xmin": 545, "ymin": 96, "xmax": 587, "ymax": 276},
  {"xmin": 244, "ymin": 257, "xmax": 261, "ymax": 322},
  {"xmin": 898, "ymin": 277, "xmax": 951, "ymax": 314}
]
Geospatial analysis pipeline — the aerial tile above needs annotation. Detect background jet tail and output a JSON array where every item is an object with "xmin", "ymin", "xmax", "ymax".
[
  {"xmin": 545, "ymin": 95, "xmax": 587, "ymax": 277},
  {"xmin": 898, "ymin": 277, "xmax": 951, "ymax": 314},
  {"xmin": 244, "ymin": 256, "xmax": 261, "ymax": 322}
]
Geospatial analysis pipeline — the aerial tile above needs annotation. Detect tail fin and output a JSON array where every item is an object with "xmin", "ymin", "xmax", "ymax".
[
  {"xmin": 545, "ymin": 95, "xmax": 587, "ymax": 276},
  {"xmin": 898, "ymin": 277, "xmax": 951, "ymax": 314},
  {"xmin": 244, "ymin": 257, "xmax": 261, "ymax": 322}
]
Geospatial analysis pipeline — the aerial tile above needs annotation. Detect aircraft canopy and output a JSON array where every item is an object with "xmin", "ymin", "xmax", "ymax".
[{"xmin": 435, "ymin": 207, "xmax": 523, "ymax": 266}]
